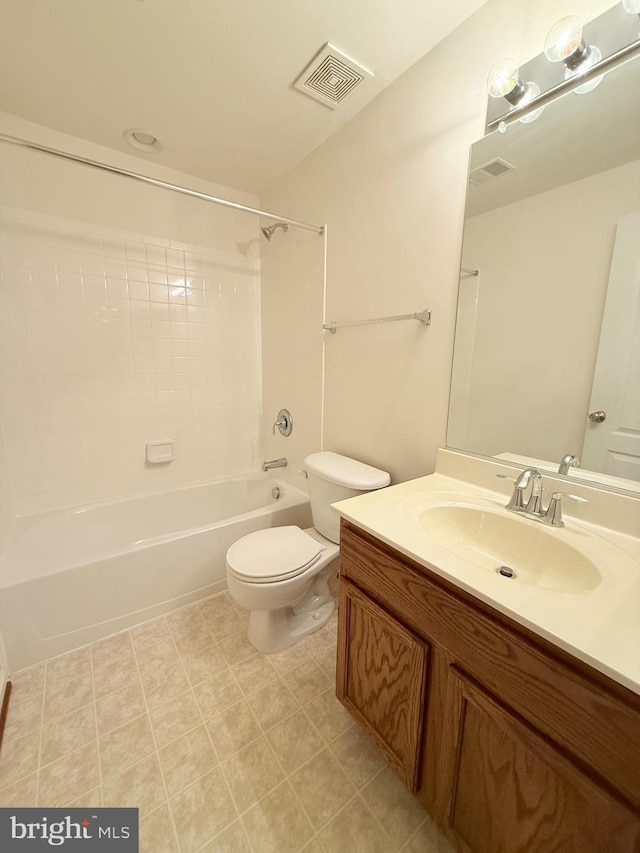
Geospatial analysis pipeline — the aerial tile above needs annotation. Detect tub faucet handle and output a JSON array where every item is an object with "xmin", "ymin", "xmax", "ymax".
[{"xmin": 272, "ymin": 409, "xmax": 293, "ymax": 436}]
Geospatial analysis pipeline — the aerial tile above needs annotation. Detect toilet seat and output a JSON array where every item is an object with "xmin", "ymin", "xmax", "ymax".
[{"xmin": 226, "ymin": 526, "xmax": 324, "ymax": 583}]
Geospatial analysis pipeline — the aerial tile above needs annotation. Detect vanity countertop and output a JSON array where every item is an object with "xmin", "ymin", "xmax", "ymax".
[{"xmin": 333, "ymin": 460, "xmax": 640, "ymax": 696}]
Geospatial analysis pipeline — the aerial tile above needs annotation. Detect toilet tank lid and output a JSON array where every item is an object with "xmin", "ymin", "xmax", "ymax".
[{"xmin": 304, "ymin": 452, "xmax": 390, "ymax": 490}]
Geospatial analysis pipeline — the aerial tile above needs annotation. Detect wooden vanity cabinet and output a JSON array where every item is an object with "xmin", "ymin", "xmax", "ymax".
[{"xmin": 336, "ymin": 520, "xmax": 640, "ymax": 853}]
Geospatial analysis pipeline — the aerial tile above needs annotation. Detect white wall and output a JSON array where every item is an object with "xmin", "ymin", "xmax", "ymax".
[
  {"xmin": 261, "ymin": 0, "xmax": 614, "ymax": 483},
  {"xmin": 457, "ymin": 158, "xmax": 640, "ymax": 461},
  {"xmin": 0, "ymin": 113, "xmax": 263, "ymax": 514},
  {"xmin": 260, "ymin": 228, "xmax": 325, "ymax": 491}
]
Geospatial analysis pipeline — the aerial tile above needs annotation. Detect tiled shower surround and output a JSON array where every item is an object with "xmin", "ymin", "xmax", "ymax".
[
  {"xmin": 0, "ymin": 594, "xmax": 452, "ymax": 852},
  {"xmin": 0, "ymin": 206, "xmax": 262, "ymax": 516}
]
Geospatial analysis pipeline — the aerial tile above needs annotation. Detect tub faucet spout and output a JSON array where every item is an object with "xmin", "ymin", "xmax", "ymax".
[{"xmin": 262, "ymin": 457, "xmax": 287, "ymax": 472}]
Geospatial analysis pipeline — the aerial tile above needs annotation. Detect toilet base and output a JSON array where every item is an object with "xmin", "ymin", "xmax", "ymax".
[{"xmin": 247, "ymin": 599, "xmax": 335, "ymax": 654}]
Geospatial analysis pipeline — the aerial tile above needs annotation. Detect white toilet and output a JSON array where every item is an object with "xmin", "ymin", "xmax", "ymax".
[{"xmin": 226, "ymin": 451, "xmax": 390, "ymax": 653}]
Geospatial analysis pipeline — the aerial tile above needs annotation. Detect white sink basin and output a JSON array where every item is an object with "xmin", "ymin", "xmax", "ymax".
[{"xmin": 418, "ymin": 504, "xmax": 601, "ymax": 593}]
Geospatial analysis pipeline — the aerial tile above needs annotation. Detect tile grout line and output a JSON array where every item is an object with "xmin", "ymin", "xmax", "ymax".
[
  {"xmin": 181, "ymin": 612, "xmax": 253, "ymax": 852},
  {"xmin": 129, "ymin": 619, "xmax": 183, "ymax": 853},
  {"xmin": 87, "ymin": 645, "xmax": 104, "ymax": 808}
]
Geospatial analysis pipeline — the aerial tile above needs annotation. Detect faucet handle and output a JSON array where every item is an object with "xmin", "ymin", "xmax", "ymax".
[
  {"xmin": 496, "ymin": 473, "xmax": 527, "ymax": 510},
  {"xmin": 543, "ymin": 492, "xmax": 588, "ymax": 526}
]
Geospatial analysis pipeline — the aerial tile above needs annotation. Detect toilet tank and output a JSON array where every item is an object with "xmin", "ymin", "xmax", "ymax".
[{"xmin": 304, "ymin": 452, "xmax": 390, "ymax": 543}]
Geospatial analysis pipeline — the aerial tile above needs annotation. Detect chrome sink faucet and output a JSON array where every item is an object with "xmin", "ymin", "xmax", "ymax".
[
  {"xmin": 558, "ymin": 454, "xmax": 580, "ymax": 475},
  {"xmin": 497, "ymin": 468, "xmax": 587, "ymax": 527}
]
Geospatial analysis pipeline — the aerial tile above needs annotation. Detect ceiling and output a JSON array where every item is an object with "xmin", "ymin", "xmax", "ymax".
[{"xmin": 0, "ymin": 0, "xmax": 487, "ymax": 194}]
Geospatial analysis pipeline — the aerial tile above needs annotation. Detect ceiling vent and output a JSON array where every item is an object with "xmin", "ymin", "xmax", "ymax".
[
  {"xmin": 469, "ymin": 158, "xmax": 516, "ymax": 186},
  {"xmin": 293, "ymin": 43, "xmax": 373, "ymax": 110}
]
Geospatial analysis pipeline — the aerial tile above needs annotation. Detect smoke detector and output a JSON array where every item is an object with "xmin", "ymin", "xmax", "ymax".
[
  {"xmin": 293, "ymin": 43, "xmax": 373, "ymax": 109},
  {"xmin": 469, "ymin": 158, "xmax": 516, "ymax": 186}
]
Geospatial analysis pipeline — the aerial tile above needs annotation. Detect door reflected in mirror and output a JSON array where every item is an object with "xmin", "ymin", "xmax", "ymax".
[{"xmin": 448, "ymin": 54, "xmax": 640, "ymax": 493}]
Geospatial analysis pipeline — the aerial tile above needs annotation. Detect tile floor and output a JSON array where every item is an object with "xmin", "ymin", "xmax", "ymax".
[{"xmin": 0, "ymin": 592, "xmax": 453, "ymax": 852}]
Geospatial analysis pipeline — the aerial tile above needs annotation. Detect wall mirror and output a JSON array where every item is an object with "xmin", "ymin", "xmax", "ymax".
[{"xmin": 447, "ymin": 50, "xmax": 640, "ymax": 494}]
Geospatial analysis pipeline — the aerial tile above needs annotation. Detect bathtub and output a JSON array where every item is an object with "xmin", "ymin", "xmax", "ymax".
[{"xmin": 0, "ymin": 475, "xmax": 312, "ymax": 670}]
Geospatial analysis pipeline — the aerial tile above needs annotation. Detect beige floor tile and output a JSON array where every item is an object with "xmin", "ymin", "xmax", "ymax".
[
  {"xmin": 103, "ymin": 754, "xmax": 166, "ymax": 818},
  {"xmin": 303, "ymin": 687, "xmax": 354, "ymax": 743},
  {"xmin": 319, "ymin": 796, "xmax": 394, "ymax": 853},
  {"xmin": 314, "ymin": 645, "xmax": 337, "ymax": 681},
  {"xmin": 92, "ymin": 653, "xmax": 140, "ymax": 699},
  {"xmin": 266, "ymin": 710, "xmax": 324, "ymax": 776},
  {"xmin": 199, "ymin": 819, "xmax": 252, "ymax": 853},
  {"xmin": 217, "ymin": 630, "xmax": 258, "ymax": 667},
  {"xmin": 222, "ymin": 736, "xmax": 284, "ymax": 812},
  {"xmin": 206, "ymin": 699, "xmax": 261, "ymax": 761},
  {"xmin": 131, "ymin": 616, "xmax": 171, "ymax": 651},
  {"xmin": 300, "ymin": 624, "xmax": 337, "ymax": 656},
  {"xmin": 198, "ymin": 592, "xmax": 236, "ymax": 622},
  {"xmin": 206, "ymin": 609, "xmax": 248, "ymax": 640},
  {"xmin": 282, "ymin": 660, "xmax": 332, "ymax": 705},
  {"xmin": 136, "ymin": 638, "xmax": 179, "ymax": 676},
  {"xmin": 9, "ymin": 664, "xmax": 45, "ymax": 704},
  {"xmin": 140, "ymin": 803, "xmax": 179, "ymax": 853},
  {"xmin": 231, "ymin": 653, "xmax": 278, "ymax": 696},
  {"xmin": 361, "ymin": 766, "xmax": 425, "ymax": 848},
  {"xmin": 180, "ymin": 641, "xmax": 228, "ymax": 686},
  {"xmin": 0, "ymin": 730, "xmax": 40, "ymax": 789},
  {"xmin": 45, "ymin": 646, "xmax": 92, "ymax": 691},
  {"xmin": 329, "ymin": 725, "xmax": 386, "ymax": 790},
  {"xmin": 169, "ymin": 767, "xmax": 235, "ymax": 852},
  {"xmin": 43, "ymin": 672, "xmax": 94, "ymax": 720},
  {"xmin": 99, "ymin": 714, "xmax": 155, "ymax": 780},
  {"xmin": 38, "ymin": 742, "xmax": 100, "ymax": 807},
  {"xmin": 3, "ymin": 693, "xmax": 43, "ymax": 742},
  {"xmin": 270, "ymin": 642, "xmax": 312, "ymax": 675},
  {"xmin": 192, "ymin": 669, "xmax": 242, "ymax": 719},
  {"xmin": 242, "ymin": 780, "xmax": 314, "ymax": 853},
  {"xmin": 165, "ymin": 603, "xmax": 205, "ymax": 635},
  {"xmin": 158, "ymin": 725, "xmax": 218, "ymax": 798},
  {"xmin": 300, "ymin": 838, "xmax": 326, "ymax": 853},
  {"xmin": 91, "ymin": 630, "xmax": 134, "ymax": 669},
  {"xmin": 403, "ymin": 818, "xmax": 456, "ymax": 853},
  {"xmin": 148, "ymin": 691, "xmax": 201, "ymax": 748},
  {"xmin": 173, "ymin": 621, "xmax": 216, "ymax": 657},
  {"xmin": 95, "ymin": 681, "xmax": 147, "ymax": 736},
  {"xmin": 290, "ymin": 748, "xmax": 356, "ymax": 831},
  {"xmin": 68, "ymin": 786, "xmax": 103, "ymax": 808},
  {"xmin": 0, "ymin": 773, "xmax": 37, "ymax": 807},
  {"xmin": 41, "ymin": 703, "xmax": 96, "ymax": 766},
  {"xmin": 141, "ymin": 660, "xmax": 190, "ymax": 709},
  {"xmin": 245, "ymin": 678, "xmax": 299, "ymax": 732}
]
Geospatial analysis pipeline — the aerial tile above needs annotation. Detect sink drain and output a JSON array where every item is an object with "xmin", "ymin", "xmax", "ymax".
[{"xmin": 496, "ymin": 566, "xmax": 516, "ymax": 579}]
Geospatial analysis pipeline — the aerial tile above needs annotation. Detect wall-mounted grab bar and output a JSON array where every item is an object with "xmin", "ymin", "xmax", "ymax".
[{"xmin": 323, "ymin": 308, "xmax": 431, "ymax": 334}]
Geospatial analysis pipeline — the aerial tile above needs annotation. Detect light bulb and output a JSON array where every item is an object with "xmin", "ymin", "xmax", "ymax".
[
  {"xmin": 544, "ymin": 16, "xmax": 590, "ymax": 69},
  {"xmin": 621, "ymin": 0, "xmax": 640, "ymax": 13},
  {"xmin": 487, "ymin": 58, "xmax": 526, "ymax": 104}
]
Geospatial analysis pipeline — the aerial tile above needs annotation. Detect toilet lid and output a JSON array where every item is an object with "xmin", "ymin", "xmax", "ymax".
[{"xmin": 226, "ymin": 526, "xmax": 324, "ymax": 582}]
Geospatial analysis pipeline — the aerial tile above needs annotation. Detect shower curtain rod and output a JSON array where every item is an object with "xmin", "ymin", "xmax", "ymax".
[{"xmin": 0, "ymin": 133, "xmax": 325, "ymax": 235}]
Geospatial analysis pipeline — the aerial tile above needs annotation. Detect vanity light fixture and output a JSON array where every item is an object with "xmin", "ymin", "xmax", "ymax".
[
  {"xmin": 486, "ymin": 58, "xmax": 544, "ymax": 122},
  {"xmin": 544, "ymin": 16, "xmax": 603, "ymax": 93}
]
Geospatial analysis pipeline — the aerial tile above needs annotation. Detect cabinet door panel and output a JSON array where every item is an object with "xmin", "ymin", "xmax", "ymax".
[
  {"xmin": 336, "ymin": 580, "xmax": 429, "ymax": 791},
  {"xmin": 438, "ymin": 669, "xmax": 640, "ymax": 853}
]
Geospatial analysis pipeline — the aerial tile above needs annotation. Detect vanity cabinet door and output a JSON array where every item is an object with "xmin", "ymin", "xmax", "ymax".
[
  {"xmin": 437, "ymin": 668, "xmax": 640, "ymax": 853},
  {"xmin": 336, "ymin": 579, "xmax": 430, "ymax": 791}
]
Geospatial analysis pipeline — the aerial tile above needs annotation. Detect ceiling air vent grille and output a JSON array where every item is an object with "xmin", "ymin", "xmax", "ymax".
[
  {"xmin": 294, "ymin": 43, "xmax": 373, "ymax": 110},
  {"xmin": 469, "ymin": 158, "xmax": 516, "ymax": 186}
]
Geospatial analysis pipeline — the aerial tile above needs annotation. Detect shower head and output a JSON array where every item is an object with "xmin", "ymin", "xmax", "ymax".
[{"xmin": 261, "ymin": 222, "xmax": 289, "ymax": 241}]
